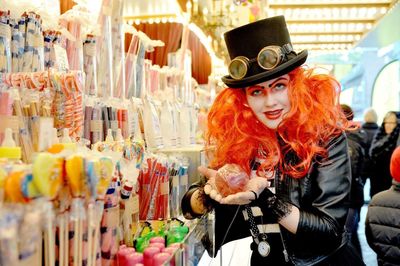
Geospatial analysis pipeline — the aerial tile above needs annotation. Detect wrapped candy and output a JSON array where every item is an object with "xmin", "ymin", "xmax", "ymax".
[{"xmin": 214, "ymin": 164, "xmax": 249, "ymax": 197}]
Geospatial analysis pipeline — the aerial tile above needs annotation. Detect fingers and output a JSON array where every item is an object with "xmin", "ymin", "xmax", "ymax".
[
  {"xmin": 208, "ymin": 188, "xmax": 222, "ymax": 202},
  {"xmin": 204, "ymin": 182, "xmax": 223, "ymax": 202},
  {"xmin": 210, "ymin": 189, "xmax": 218, "ymax": 199},
  {"xmin": 204, "ymin": 183, "xmax": 212, "ymax": 194},
  {"xmin": 198, "ymin": 166, "xmax": 217, "ymax": 180},
  {"xmin": 220, "ymin": 192, "xmax": 253, "ymax": 205},
  {"xmin": 246, "ymin": 177, "xmax": 270, "ymax": 195},
  {"xmin": 215, "ymin": 194, "xmax": 222, "ymax": 202}
]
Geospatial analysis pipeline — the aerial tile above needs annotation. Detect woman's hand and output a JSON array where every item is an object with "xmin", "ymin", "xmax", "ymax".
[
  {"xmin": 220, "ymin": 176, "xmax": 269, "ymax": 205},
  {"xmin": 198, "ymin": 165, "xmax": 270, "ymax": 205},
  {"xmin": 198, "ymin": 166, "xmax": 223, "ymax": 202}
]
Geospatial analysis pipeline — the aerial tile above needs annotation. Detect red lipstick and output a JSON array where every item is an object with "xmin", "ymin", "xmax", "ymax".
[{"xmin": 265, "ymin": 109, "xmax": 282, "ymax": 120}]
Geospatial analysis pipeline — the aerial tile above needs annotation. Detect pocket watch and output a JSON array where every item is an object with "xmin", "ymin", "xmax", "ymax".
[{"xmin": 256, "ymin": 234, "xmax": 271, "ymax": 257}]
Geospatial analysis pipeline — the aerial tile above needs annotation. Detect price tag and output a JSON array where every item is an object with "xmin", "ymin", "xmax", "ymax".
[
  {"xmin": 132, "ymin": 194, "xmax": 139, "ymax": 214},
  {"xmin": 33, "ymin": 35, "xmax": 44, "ymax": 48},
  {"xmin": 90, "ymin": 120, "xmax": 103, "ymax": 132},
  {"xmin": 110, "ymin": 120, "xmax": 119, "ymax": 130},
  {"xmin": 172, "ymin": 175, "xmax": 179, "ymax": 187},
  {"xmin": 160, "ymin": 182, "xmax": 169, "ymax": 195},
  {"xmin": 54, "ymin": 44, "xmax": 69, "ymax": 71},
  {"xmin": 0, "ymin": 23, "xmax": 11, "ymax": 40},
  {"xmin": 84, "ymin": 43, "xmax": 96, "ymax": 57},
  {"xmin": 128, "ymin": 53, "xmax": 137, "ymax": 62},
  {"xmin": 0, "ymin": 115, "xmax": 19, "ymax": 133},
  {"xmin": 102, "ymin": 6, "xmax": 112, "ymax": 16},
  {"xmin": 180, "ymin": 175, "xmax": 188, "ymax": 186},
  {"xmin": 38, "ymin": 117, "xmax": 54, "ymax": 151}
]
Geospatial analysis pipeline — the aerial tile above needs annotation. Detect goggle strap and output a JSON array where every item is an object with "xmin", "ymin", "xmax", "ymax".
[
  {"xmin": 248, "ymin": 58, "xmax": 257, "ymax": 64},
  {"xmin": 281, "ymin": 43, "xmax": 294, "ymax": 55}
]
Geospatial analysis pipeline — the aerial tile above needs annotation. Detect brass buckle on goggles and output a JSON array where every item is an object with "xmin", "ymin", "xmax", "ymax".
[{"xmin": 228, "ymin": 43, "xmax": 294, "ymax": 80}]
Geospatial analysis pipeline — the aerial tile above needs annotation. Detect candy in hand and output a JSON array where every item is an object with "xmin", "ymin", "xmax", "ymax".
[{"xmin": 214, "ymin": 164, "xmax": 249, "ymax": 197}]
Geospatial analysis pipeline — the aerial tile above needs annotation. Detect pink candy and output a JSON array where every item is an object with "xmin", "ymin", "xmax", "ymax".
[
  {"xmin": 117, "ymin": 246, "xmax": 138, "ymax": 265},
  {"xmin": 215, "ymin": 164, "xmax": 249, "ymax": 196},
  {"xmin": 125, "ymin": 252, "xmax": 144, "ymax": 265},
  {"xmin": 143, "ymin": 246, "xmax": 161, "ymax": 266},
  {"xmin": 149, "ymin": 242, "xmax": 165, "ymax": 250},
  {"xmin": 162, "ymin": 247, "xmax": 177, "ymax": 254},
  {"xmin": 153, "ymin": 252, "xmax": 171, "ymax": 266},
  {"xmin": 161, "ymin": 247, "xmax": 177, "ymax": 266},
  {"xmin": 149, "ymin": 236, "xmax": 165, "ymax": 244}
]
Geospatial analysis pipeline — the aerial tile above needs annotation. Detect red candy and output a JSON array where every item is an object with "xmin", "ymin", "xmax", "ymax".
[{"xmin": 214, "ymin": 164, "xmax": 249, "ymax": 197}]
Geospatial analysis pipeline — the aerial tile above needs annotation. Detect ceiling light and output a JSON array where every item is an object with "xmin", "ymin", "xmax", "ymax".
[
  {"xmin": 369, "ymin": 7, "xmax": 377, "ymax": 17},
  {"xmin": 186, "ymin": 1, "xmax": 192, "ymax": 10},
  {"xmin": 359, "ymin": 7, "xmax": 367, "ymax": 17}
]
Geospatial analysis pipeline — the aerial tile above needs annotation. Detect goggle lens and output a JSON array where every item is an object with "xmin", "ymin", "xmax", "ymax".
[
  {"xmin": 228, "ymin": 58, "xmax": 248, "ymax": 80},
  {"xmin": 258, "ymin": 48, "xmax": 280, "ymax": 70}
]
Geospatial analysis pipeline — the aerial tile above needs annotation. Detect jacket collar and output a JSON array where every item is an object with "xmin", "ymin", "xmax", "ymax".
[
  {"xmin": 393, "ymin": 180, "xmax": 400, "ymax": 191},
  {"xmin": 362, "ymin": 122, "xmax": 378, "ymax": 130}
]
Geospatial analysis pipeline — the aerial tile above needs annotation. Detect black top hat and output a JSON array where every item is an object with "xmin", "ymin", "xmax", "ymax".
[{"xmin": 222, "ymin": 15, "xmax": 308, "ymax": 88}]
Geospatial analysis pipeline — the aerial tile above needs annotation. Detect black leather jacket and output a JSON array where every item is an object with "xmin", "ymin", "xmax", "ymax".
[
  {"xmin": 278, "ymin": 133, "xmax": 352, "ymax": 265},
  {"xmin": 366, "ymin": 181, "xmax": 400, "ymax": 266},
  {"xmin": 182, "ymin": 133, "xmax": 353, "ymax": 265}
]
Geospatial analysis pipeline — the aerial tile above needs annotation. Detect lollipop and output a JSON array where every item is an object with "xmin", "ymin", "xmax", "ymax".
[
  {"xmin": 214, "ymin": 164, "xmax": 249, "ymax": 197},
  {"xmin": 5, "ymin": 171, "xmax": 27, "ymax": 202},
  {"xmin": 97, "ymin": 157, "xmax": 114, "ymax": 199},
  {"xmin": 65, "ymin": 155, "xmax": 85, "ymax": 197},
  {"xmin": 32, "ymin": 152, "xmax": 64, "ymax": 199}
]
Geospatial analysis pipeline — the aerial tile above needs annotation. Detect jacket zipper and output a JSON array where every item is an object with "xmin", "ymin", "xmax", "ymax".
[
  {"xmin": 276, "ymin": 167, "xmax": 290, "ymax": 263},
  {"xmin": 279, "ymin": 229, "xmax": 290, "ymax": 262}
]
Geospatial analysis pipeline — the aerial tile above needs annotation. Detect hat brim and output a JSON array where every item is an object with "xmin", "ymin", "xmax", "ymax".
[{"xmin": 222, "ymin": 50, "xmax": 308, "ymax": 88}]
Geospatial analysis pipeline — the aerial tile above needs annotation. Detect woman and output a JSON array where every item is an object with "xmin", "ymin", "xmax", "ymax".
[
  {"xmin": 182, "ymin": 16, "xmax": 364, "ymax": 265},
  {"xmin": 369, "ymin": 111, "xmax": 400, "ymax": 197}
]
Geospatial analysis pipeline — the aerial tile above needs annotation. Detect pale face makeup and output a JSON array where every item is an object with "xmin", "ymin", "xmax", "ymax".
[{"xmin": 245, "ymin": 74, "xmax": 291, "ymax": 130}]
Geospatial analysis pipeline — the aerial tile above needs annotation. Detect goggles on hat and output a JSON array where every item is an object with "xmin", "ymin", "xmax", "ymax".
[{"xmin": 228, "ymin": 43, "xmax": 294, "ymax": 80}]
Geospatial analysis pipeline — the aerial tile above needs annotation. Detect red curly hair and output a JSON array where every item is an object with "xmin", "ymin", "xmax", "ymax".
[{"xmin": 206, "ymin": 67, "xmax": 348, "ymax": 178}]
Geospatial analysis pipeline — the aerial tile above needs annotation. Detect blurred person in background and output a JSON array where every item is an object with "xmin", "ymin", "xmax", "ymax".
[
  {"xmin": 361, "ymin": 108, "xmax": 379, "ymax": 152},
  {"xmin": 369, "ymin": 111, "xmax": 400, "ymax": 197},
  {"xmin": 340, "ymin": 104, "xmax": 367, "ymax": 258},
  {"xmin": 365, "ymin": 146, "xmax": 400, "ymax": 266},
  {"xmin": 360, "ymin": 108, "xmax": 379, "ymax": 197}
]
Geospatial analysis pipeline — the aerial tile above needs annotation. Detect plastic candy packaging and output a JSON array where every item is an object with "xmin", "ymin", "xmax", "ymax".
[{"xmin": 214, "ymin": 164, "xmax": 250, "ymax": 197}]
